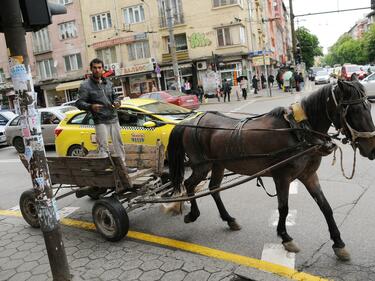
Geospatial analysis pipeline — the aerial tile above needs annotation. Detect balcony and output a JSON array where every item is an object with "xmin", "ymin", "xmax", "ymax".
[
  {"xmin": 162, "ymin": 50, "xmax": 189, "ymax": 64},
  {"xmin": 159, "ymin": 13, "xmax": 184, "ymax": 28}
]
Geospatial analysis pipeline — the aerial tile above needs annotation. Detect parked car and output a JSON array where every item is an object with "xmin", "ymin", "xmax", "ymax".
[
  {"xmin": 341, "ymin": 64, "xmax": 367, "ymax": 81},
  {"xmin": 5, "ymin": 106, "xmax": 76, "ymax": 153},
  {"xmin": 140, "ymin": 90, "xmax": 199, "ymax": 110},
  {"xmin": 314, "ymin": 70, "xmax": 331, "ymax": 85},
  {"xmin": 55, "ymin": 98, "xmax": 200, "ymax": 156},
  {"xmin": 0, "ymin": 111, "xmax": 17, "ymax": 146},
  {"xmin": 308, "ymin": 67, "xmax": 324, "ymax": 81},
  {"xmin": 361, "ymin": 72, "xmax": 375, "ymax": 103},
  {"xmin": 331, "ymin": 66, "xmax": 341, "ymax": 79}
]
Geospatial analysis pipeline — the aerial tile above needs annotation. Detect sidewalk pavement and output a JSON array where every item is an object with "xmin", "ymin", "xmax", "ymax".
[{"xmin": 0, "ymin": 214, "xmax": 297, "ymax": 281}]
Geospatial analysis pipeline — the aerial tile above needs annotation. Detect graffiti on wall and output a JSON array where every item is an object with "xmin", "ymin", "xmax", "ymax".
[{"xmin": 188, "ymin": 32, "xmax": 212, "ymax": 48}]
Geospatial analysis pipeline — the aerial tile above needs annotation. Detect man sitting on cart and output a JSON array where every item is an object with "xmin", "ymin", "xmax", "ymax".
[{"xmin": 76, "ymin": 58, "xmax": 137, "ymax": 173}]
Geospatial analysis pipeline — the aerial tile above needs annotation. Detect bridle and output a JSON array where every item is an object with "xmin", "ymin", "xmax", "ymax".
[{"xmin": 327, "ymin": 84, "xmax": 375, "ymax": 145}]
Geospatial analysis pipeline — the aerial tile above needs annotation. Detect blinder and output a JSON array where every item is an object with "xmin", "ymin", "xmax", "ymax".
[{"xmin": 328, "ymin": 84, "xmax": 375, "ymax": 144}]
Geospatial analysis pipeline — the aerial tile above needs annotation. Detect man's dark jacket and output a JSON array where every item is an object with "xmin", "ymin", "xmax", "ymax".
[{"xmin": 76, "ymin": 77, "xmax": 119, "ymax": 124}]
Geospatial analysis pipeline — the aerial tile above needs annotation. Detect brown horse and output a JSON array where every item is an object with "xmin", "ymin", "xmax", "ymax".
[{"xmin": 167, "ymin": 80, "xmax": 375, "ymax": 261}]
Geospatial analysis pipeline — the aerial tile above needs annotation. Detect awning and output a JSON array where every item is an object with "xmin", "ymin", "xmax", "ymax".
[{"xmin": 56, "ymin": 80, "xmax": 83, "ymax": 91}]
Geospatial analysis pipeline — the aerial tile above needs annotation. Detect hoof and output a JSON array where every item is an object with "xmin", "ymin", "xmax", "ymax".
[
  {"xmin": 184, "ymin": 213, "xmax": 198, "ymax": 223},
  {"xmin": 282, "ymin": 241, "xmax": 300, "ymax": 253},
  {"xmin": 228, "ymin": 220, "xmax": 241, "ymax": 231},
  {"xmin": 333, "ymin": 247, "xmax": 351, "ymax": 261}
]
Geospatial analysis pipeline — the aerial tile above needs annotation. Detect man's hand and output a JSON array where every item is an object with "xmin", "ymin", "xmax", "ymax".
[
  {"xmin": 91, "ymin": 104, "xmax": 103, "ymax": 112},
  {"xmin": 113, "ymin": 101, "xmax": 121, "ymax": 109}
]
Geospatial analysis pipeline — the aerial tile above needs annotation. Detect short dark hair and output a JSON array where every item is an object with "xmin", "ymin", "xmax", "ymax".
[{"xmin": 90, "ymin": 58, "xmax": 104, "ymax": 68}]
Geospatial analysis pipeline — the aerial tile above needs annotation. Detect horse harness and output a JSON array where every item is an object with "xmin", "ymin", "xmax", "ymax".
[{"xmin": 327, "ymin": 84, "xmax": 375, "ymax": 144}]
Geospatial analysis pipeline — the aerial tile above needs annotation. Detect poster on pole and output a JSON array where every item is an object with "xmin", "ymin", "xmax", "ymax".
[{"xmin": 202, "ymin": 70, "xmax": 220, "ymax": 95}]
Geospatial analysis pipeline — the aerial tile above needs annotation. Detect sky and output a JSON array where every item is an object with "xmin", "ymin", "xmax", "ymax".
[{"xmin": 292, "ymin": 0, "xmax": 372, "ymax": 54}]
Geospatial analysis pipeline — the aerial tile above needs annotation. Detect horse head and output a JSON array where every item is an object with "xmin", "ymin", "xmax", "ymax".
[{"xmin": 328, "ymin": 80, "xmax": 375, "ymax": 160}]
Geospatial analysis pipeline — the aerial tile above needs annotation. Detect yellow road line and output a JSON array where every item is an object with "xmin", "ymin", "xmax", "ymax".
[{"xmin": 0, "ymin": 210, "xmax": 330, "ymax": 281}]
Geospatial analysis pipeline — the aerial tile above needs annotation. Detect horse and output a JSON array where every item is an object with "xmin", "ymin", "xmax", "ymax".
[{"xmin": 167, "ymin": 80, "xmax": 375, "ymax": 261}]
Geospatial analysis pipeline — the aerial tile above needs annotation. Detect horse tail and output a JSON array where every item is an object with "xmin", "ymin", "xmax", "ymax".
[{"xmin": 167, "ymin": 125, "xmax": 186, "ymax": 194}]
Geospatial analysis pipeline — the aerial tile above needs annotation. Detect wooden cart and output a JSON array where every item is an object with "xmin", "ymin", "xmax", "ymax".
[{"xmin": 19, "ymin": 142, "xmax": 172, "ymax": 241}]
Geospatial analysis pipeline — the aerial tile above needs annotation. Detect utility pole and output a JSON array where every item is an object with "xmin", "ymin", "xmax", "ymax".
[
  {"xmin": 261, "ymin": 0, "xmax": 272, "ymax": 97},
  {"xmin": 289, "ymin": 0, "xmax": 297, "ymax": 64},
  {"xmin": 164, "ymin": 0, "xmax": 181, "ymax": 92},
  {"xmin": 0, "ymin": 1, "xmax": 70, "ymax": 280}
]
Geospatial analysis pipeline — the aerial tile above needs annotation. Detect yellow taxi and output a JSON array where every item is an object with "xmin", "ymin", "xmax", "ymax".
[{"xmin": 55, "ymin": 98, "xmax": 198, "ymax": 156}]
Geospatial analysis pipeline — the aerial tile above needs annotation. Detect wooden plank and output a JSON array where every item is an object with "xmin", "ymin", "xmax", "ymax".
[
  {"xmin": 47, "ymin": 157, "xmax": 112, "ymax": 170},
  {"xmin": 126, "ymin": 154, "xmax": 158, "ymax": 161},
  {"xmin": 111, "ymin": 156, "xmax": 132, "ymax": 192},
  {"xmin": 49, "ymin": 168, "xmax": 113, "ymax": 178},
  {"xmin": 124, "ymin": 144, "xmax": 158, "ymax": 153},
  {"xmin": 50, "ymin": 173, "xmax": 115, "ymax": 187},
  {"xmin": 125, "ymin": 159, "xmax": 156, "ymax": 169}
]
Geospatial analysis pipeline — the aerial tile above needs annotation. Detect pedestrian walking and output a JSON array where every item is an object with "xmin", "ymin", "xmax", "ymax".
[
  {"xmin": 298, "ymin": 72, "xmax": 305, "ymax": 91},
  {"xmin": 223, "ymin": 79, "xmax": 231, "ymax": 102},
  {"xmin": 252, "ymin": 75, "xmax": 259, "ymax": 95},
  {"xmin": 261, "ymin": 73, "xmax": 266, "ymax": 89},
  {"xmin": 184, "ymin": 79, "xmax": 192, "ymax": 94},
  {"xmin": 76, "ymin": 58, "xmax": 136, "ymax": 173},
  {"xmin": 276, "ymin": 70, "xmax": 283, "ymax": 90},
  {"xmin": 268, "ymin": 74, "xmax": 275, "ymax": 87},
  {"xmin": 240, "ymin": 77, "xmax": 248, "ymax": 100}
]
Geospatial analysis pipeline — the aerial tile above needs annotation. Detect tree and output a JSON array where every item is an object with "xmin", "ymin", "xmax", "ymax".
[
  {"xmin": 364, "ymin": 24, "xmax": 375, "ymax": 63},
  {"xmin": 296, "ymin": 27, "xmax": 323, "ymax": 68}
]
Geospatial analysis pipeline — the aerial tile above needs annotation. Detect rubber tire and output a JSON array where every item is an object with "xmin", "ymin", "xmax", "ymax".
[
  {"xmin": 92, "ymin": 197, "xmax": 129, "ymax": 242},
  {"xmin": 19, "ymin": 189, "xmax": 40, "ymax": 228},
  {"xmin": 67, "ymin": 145, "xmax": 88, "ymax": 157},
  {"xmin": 13, "ymin": 137, "xmax": 25, "ymax": 154}
]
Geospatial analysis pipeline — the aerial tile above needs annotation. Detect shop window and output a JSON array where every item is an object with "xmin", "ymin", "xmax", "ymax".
[
  {"xmin": 96, "ymin": 47, "xmax": 117, "ymax": 66},
  {"xmin": 123, "ymin": 5, "xmax": 145, "ymax": 24},
  {"xmin": 91, "ymin": 12, "xmax": 112, "ymax": 32},
  {"xmin": 59, "ymin": 21, "xmax": 77, "ymax": 40},
  {"xmin": 64, "ymin": 53, "xmax": 82, "ymax": 72},
  {"xmin": 217, "ymin": 27, "xmax": 232, "ymax": 46},
  {"xmin": 127, "ymin": 41, "xmax": 150, "ymax": 61}
]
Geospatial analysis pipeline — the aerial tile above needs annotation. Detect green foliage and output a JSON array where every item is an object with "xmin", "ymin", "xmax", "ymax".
[
  {"xmin": 324, "ymin": 25, "xmax": 375, "ymax": 65},
  {"xmin": 296, "ymin": 27, "xmax": 323, "ymax": 68}
]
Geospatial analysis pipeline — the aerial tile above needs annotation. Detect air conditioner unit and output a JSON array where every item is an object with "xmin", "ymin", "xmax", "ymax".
[{"xmin": 196, "ymin": 61, "xmax": 207, "ymax": 71}]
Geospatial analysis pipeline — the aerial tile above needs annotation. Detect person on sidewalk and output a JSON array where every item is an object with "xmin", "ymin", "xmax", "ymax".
[
  {"xmin": 76, "ymin": 58, "xmax": 137, "ymax": 173},
  {"xmin": 252, "ymin": 75, "xmax": 259, "ymax": 95},
  {"xmin": 223, "ymin": 79, "xmax": 231, "ymax": 102},
  {"xmin": 261, "ymin": 73, "xmax": 266, "ymax": 89},
  {"xmin": 240, "ymin": 77, "xmax": 248, "ymax": 100},
  {"xmin": 298, "ymin": 72, "xmax": 305, "ymax": 91},
  {"xmin": 268, "ymin": 74, "xmax": 275, "ymax": 87}
]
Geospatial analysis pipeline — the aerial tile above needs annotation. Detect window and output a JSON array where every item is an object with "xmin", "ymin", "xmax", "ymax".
[
  {"xmin": 68, "ymin": 113, "xmax": 87, "ymax": 124},
  {"xmin": 239, "ymin": 26, "xmax": 245, "ymax": 44},
  {"xmin": 158, "ymin": 0, "xmax": 184, "ymax": 27},
  {"xmin": 64, "ymin": 53, "xmax": 82, "ymax": 71},
  {"xmin": 58, "ymin": 0, "xmax": 72, "ymax": 4},
  {"xmin": 91, "ymin": 12, "xmax": 112, "ymax": 32},
  {"xmin": 217, "ymin": 27, "xmax": 232, "ymax": 46},
  {"xmin": 32, "ymin": 28, "xmax": 51, "ymax": 53},
  {"xmin": 36, "ymin": 59, "xmax": 56, "ymax": 80},
  {"xmin": 58, "ymin": 21, "xmax": 77, "ymax": 40},
  {"xmin": 127, "ymin": 41, "xmax": 150, "ymax": 61},
  {"xmin": 165, "ymin": 34, "xmax": 187, "ymax": 53},
  {"xmin": 213, "ymin": 0, "xmax": 242, "ymax": 8},
  {"xmin": 41, "ymin": 112, "xmax": 60, "ymax": 125},
  {"xmin": 10, "ymin": 116, "xmax": 20, "ymax": 126},
  {"xmin": 96, "ymin": 47, "xmax": 117, "ymax": 65},
  {"xmin": 0, "ymin": 115, "xmax": 8, "ymax": 126},
  {"xmin": 0, "ymin": 69, "xmax": 5, "ymax": 83},
  {"xmin": 123, "ymin": 5, "xmax": 145, "ymax": 24}
]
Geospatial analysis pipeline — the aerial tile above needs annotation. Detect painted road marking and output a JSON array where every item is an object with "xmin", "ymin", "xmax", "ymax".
[
  {"xmin": 261, "ymin": 243, "xmax": 295, "ymax": 269},
  {"xmin": 289, "ymin": 181, "xmax": 299, "ymax": 195},
  {"xmin": 0, "ymin": 210, "xmax": 329, "ymax": 281},
  {"xmin": 231, "ymin": 100, "xmax": 256, "ymax": 112},
  {"xmin": 269, "ymin": 210, "xmax": 297, "ymax": 227},
  {"xmin": 8, "ymin": 205, "xmax": 20, "ymax": 211},
  {"xmin": 58, "ymin": 207, "xmax": 80, "ymax": 218},
  {"xmin": 0, "ymin": 159, "xmax": 20, "ymax": 163}
]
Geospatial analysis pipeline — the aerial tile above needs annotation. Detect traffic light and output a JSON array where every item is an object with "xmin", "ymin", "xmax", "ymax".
[
  {"xmin": 19, "ymin": 0, "xmax": 67, "ymax": 32},
  {"xmin": 372, "ymin": 0, "xmax": 375, "ymax": 10}
]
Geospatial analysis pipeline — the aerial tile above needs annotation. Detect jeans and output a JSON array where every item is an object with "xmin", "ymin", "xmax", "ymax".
[{"xmin": 95, "ymin": 122, "xmax": 125, "ymax": 161}]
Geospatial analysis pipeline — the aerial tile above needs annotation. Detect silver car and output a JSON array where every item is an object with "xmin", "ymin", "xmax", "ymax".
[
  {"xmin": 361, "ymin": 73, "xmax": 375, "ymax": 103},
  {"xmin": 314, "ymin": 70, "xmax": 331, "ymax": 85},
  {"xmin": 5, "ymin": 106, "xmax": 76, "ymax": 153},
  {"xmin": 0, "ymin": 111, "xmax": 17, "ymax": 145}
]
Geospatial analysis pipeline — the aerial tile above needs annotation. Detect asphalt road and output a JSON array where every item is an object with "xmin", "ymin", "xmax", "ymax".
[{"xmin": 1, "ymin": 84, "xmax": 375, "ymax": 280}]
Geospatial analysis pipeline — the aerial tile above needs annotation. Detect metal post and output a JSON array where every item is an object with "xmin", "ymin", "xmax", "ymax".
[
  {"xmin": 165, "ymin": 0, "xmax": 182, "ymax": 92},
  {"xmin": 261, "ymin": 0, "xmax": 272, "ymax": 97},
  {"xmin": 1, "ymin": 1, "xmax": 70, "ymax": 280},
  {"xmin": 289, "ymin": 0, "xmax": 297, "ymax": 64}
]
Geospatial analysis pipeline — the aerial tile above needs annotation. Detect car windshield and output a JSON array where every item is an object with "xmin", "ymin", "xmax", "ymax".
[
  {"xmin": 317, "ymin": 71, "xmax": 328, "ymax": 76},
  {"xmin": 57, "ymin": 106, "xmax": 77, "ymax": 114},
  {"xmin": 139, "ymin": 101, "xmax": 192, "ymax": 120},
  {"xmin": 347, "ymin": 66, "xmax": 360, "ymax": 72}
]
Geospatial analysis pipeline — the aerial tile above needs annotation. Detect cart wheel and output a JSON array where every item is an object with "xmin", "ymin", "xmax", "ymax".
[
  {"xmin": 19, "ymin": 189, "xmax": 40, "ymax": 228},
  {"xmin": 92, "ymin": 197, "xmax": 129, "ymax": 242}
]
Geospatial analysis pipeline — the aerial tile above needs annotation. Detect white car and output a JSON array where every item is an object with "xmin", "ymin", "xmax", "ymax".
[
  {"xmin": 0, "ymin": 111, "xmax": 16, "ymax": 146},
  {"xmin": 361, "ymin": 72, "xmax": 375, "ymax": 102},
  {"xmin": 314, "ymin": 70, "xmax": 331, "ymax": 85}
]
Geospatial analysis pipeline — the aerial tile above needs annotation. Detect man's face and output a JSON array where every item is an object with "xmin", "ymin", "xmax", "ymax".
[{"xmin": 91, "ymin": 63, "xmax": 103, "ymax": 79}]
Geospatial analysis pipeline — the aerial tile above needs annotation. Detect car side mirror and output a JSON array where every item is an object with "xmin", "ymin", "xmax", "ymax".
[{"xmin": 143, "ymin": 121, "xmax": 157, "ymax": 128}]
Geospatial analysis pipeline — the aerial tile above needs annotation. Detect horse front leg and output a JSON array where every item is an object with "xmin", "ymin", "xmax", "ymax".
[
  {"xmin": 274, "ymin": 177, "xmax": 300, "ymax": 253},
  {"xmin": 209, "ymin": 165, "xmax": 241, "ymax": 231},
  {"xmin": 183, "ymin": 166, "xmax": 210, "ymax": 223},
  {"xmin": 299, "ymin": 173, "xmax": 350, "ymax": 261}
]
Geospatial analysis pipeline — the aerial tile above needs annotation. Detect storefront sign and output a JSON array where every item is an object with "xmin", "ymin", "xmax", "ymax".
[
  {"xmin": 92, "ymin": 33, "xmax": 148, "ymax": 49},
  {"xmin": 120, "ymin": 63, "xmax": 154, "ymax": 76},
  {"xmin": 188, "ymin": 32, "xmax": 212, "ymax": 48},
  {"xmin": 252, "ymin": 55, "xmax": 271, "ymax": 66}
]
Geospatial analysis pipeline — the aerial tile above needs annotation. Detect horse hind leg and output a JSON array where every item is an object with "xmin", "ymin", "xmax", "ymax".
[
  {"xmin": 183, "ymin": 165, "xmax": 210, "ymax": 224},
  {"xmin": 209, "ymin": 165, "xmax": 241, "ymax": 231},
  {"xmin": 274, "ymin": 177, "xmax": 300, "ymax": 253}
]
